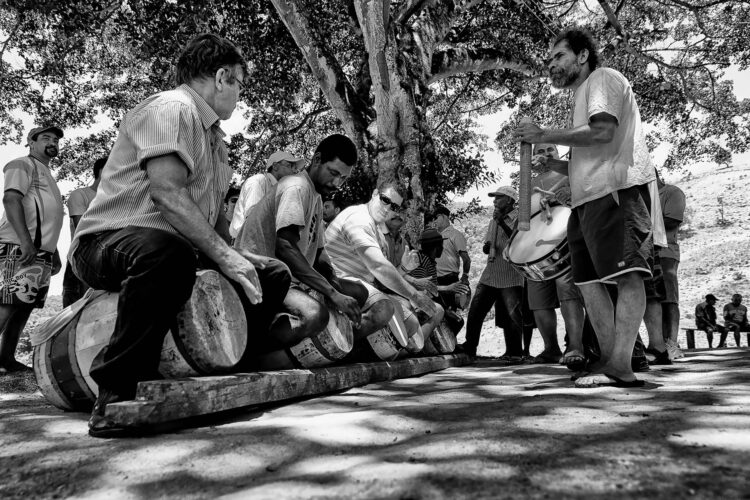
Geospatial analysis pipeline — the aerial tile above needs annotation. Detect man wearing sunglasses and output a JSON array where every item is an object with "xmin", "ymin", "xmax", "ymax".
[
  {"xmin": 326, "ymin": 184, "xmax": 441, "ymax": 357},
  {"xmin": 229, "ymin": 150, "xmax": 305, "ymax": 238}
]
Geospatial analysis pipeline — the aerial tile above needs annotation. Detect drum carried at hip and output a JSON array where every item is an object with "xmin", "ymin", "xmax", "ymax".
[{"xmin": 506, "ymin": 202, "xmax": 572, "ymax": 282}]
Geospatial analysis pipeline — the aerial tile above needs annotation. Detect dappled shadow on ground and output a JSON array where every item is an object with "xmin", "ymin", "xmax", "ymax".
[{"xmin": 2, "ymin": 350, "xmax": 750, "ymax": 499}]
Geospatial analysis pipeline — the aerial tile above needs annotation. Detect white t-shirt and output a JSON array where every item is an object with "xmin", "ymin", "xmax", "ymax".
[
  {"xmin": 229, "ymin": 172, "xmax": 278, "ymax": 238},
  {"xmin": 0, "ymin": 155, "xmax": 64, "ymax": 252},
  {"xmin": 435, "ymin": 224, "xmax": 467, "ymax": 277},
  {"xmin": 234, "ymin": 171, "xmax": 324, "ymax": 269},
  {"xmin": 569, "ymin": 68, "xmax": 655, "ymax": 208},
  {"xmin": 325, "ymin": 204, "xmax": 385, "ymax": 284}
]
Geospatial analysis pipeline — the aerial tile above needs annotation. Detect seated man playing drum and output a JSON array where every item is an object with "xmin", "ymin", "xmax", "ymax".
[
  {"xmin": 235, "ymin": 134, "xmax": 388, "ymax": 368},
  {"xmin": 523, "ymin": 143, "xmax": 586, "ymax": 370},
  {"xmin": 325, "ymin": 182, "xmax": 440, "ymax": 359},
  {"xmin": 69, "ymin": 34, "xmax": 291, "ymax": 437}
]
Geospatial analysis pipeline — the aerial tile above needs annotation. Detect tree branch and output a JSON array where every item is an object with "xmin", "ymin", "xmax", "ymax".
[
  {"xmin": 394, "ymin": 0, "xmax": 435, "ymax": 24},
  {"xmin": 428, "ymin": 47, "xmax": 535, "ymax": 84},
  {"xmin": 270, "ymin": 0, "xmax": 370, "ymax": 146}
]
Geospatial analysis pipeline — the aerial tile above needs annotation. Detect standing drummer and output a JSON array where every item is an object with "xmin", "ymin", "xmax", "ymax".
[
  {"xmin": 514, "ymin": 28, "xmax": 656, "ymax": 387},
  {"xmin": 524, "ymin": 143, "xmax": 586, "ymax": 368},
  {"xmin": 69, "ymin": 34, "xmax": 291, "ymax": 437},
  {"xmin": 235, "ymin": 134, "xmax": 384, "ymax": 366}
]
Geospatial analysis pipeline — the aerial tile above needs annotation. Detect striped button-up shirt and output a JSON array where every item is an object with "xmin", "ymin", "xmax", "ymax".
[
  {"xmin": 479, "ymin": 210, "xmax": 523, "ymax": 289},
  {"xmin": 70, "ymin": 85, "xmax": 232, "ymax": 259}
]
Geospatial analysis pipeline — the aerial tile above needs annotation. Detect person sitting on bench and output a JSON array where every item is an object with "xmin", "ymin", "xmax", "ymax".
[
  {"xmin": 722, "ymin": 294, "xmax": 749, "ymax": 347},
  {"xmin": 694, "ymin": 294, "xmax": 726, "ymax": 349}
]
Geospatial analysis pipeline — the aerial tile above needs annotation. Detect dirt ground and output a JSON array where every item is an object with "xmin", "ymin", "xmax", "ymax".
[{"xmin": 2, "ymin": 348, "xmax": 750, "ymax": 499}]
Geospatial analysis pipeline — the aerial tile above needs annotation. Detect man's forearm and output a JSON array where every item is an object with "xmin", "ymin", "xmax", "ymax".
[
  {"xmin": 541, "ymin": 123, "xmax": 613, "ymax": 148},
  {"xmin": 276, "ymin": 237, "xmax": 337, "ymax": 298},
  {"xmin": 371, "ymin": 261, "xmax": 418, "ymax": 300},
  {"xmin": 460, "ymin": 253, "xmax": 471, "ymax": 275},
  {"xmin": 151, "ymin": 186, "xmax": 232, "ymax": 265}
]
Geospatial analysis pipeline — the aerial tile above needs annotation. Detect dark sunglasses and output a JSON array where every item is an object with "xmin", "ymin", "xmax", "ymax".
[{"xmin": 379, "ymin": 193, "xmax": 404, "ymax": 212}]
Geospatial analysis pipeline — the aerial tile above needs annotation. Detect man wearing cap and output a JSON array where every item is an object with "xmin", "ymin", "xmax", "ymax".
[
  {"xmin": 234, "ymin": 134, "xmax": 368, "ymax": 367},
  {"xmin": 326, "ymin": 182, "xmax": 439, "ymax": 357},
  {"xmin": 0, "ymin": 126, "xmax": 65, "ymax": 374},
  {"xmin": 406, "ymin": 228, "xmax": 468, "ymax": 335},
  {"xmin": 695, "ymin": 294, "xmax": 725, "ymax": 349},
  {"xmin": 514, "ymin": 28, "xmax": 658, "ymax": 387},
  {"xmin": 229, "ymin": 150, "xmax": 304, "ymax": 238},
  {"xmin": 69, "ymin": 34, "xmax": 291, "ymax": 437},
  {"xmin": 461, "ymin": 187, "xmax": 525, "ymax": 362},
  {"xmin": 432, "ymin": 206, "xmax": 471, "ymax": 310}
]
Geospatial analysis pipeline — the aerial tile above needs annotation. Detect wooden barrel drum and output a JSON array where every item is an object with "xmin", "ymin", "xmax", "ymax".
[
  {"xmin": 286, "ymin": 290, "xmax": 354, "ymax": 368},
  {"xmin": 34, "ymin": 270, "xmax": 247, "ymax": 411}
]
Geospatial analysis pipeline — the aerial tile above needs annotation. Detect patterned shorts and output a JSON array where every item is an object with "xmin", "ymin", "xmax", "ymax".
[{"xmin": 0, "ymin": 243, "xmax": 53, "ymax": 308}]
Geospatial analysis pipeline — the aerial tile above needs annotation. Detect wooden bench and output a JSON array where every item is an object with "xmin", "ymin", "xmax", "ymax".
[
  {"xmin": 104, "ymin": 353, "xmax": 472, "ymax": 430},
  {"xmin": 681, "ymin": 327, "xmax": 697, "ymax": 349}
]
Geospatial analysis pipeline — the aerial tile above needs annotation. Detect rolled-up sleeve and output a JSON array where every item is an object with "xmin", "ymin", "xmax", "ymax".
[
  {"xmin": 587, "ymin": 69, "xmax": 625, "ymax": 124},
  {"xmin": 126, "ymin": 102, "xmax": 198, "ymax": 173}
]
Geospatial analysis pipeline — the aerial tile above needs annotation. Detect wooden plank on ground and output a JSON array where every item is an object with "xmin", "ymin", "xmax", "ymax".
[{"xmin": 105, "ymin": 354, "xmax": 472, "ymax": 428}]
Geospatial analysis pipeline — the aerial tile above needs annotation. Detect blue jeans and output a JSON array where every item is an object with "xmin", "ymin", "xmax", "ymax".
[
  {"xmin": 465, "ymin": 283, "xmax": 523, "ymax": 356},
  {"xmin": 72, "ymin": 226, "xmax": 290, "ymax": 397}
]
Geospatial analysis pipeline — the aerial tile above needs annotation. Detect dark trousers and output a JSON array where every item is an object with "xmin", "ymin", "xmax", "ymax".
[
  {"xmin": 437, "ymin": 272, "xmax": 459, "ymax": 310},
  {"xmin": 62, "ymin": 262, "xmax": 88, "ymax": 308},
  {"xmin": 465, "ymin": 283, "xmax": 523, "ymax": 356},
  {"xmin": 72, "ymin": 226, "xmax": 290, "ymax": 398}
]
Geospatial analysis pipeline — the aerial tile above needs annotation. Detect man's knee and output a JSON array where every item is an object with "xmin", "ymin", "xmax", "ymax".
[
  {"xmin": 365, "ymin": 296, "xmax": 395, "ymax": 330},
  {"xmin": 284, "ymin": 288, "xmax": 330, "ymax": 338}
]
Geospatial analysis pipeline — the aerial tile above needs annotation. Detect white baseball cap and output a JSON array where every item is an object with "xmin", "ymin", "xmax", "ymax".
[
  {"xmin": 266, "ymin": 151, "xmax": 305, "ymax": 171},
  {"xmin": 488, "ymin": 186, "xmax": 518, "ymax": 201}
]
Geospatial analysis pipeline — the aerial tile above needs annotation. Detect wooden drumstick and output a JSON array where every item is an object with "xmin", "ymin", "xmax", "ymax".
[{"xmin": 518, "ymin": 116, "xmax": 532, "ymax": 231}]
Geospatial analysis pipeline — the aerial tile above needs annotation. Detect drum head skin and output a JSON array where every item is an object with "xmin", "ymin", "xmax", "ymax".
[{"xmin": 508, "ymin": 205, "xmax": 571, "ymax": 263}]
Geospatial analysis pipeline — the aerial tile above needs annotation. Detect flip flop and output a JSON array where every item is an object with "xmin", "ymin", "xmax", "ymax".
[
  {"xmin": 574, "ymin": 373, "xmax": 645, "ymax": 388},
  {"xmin": 561, "ymin": 349, "xmax": 587, "ymax": 372}
]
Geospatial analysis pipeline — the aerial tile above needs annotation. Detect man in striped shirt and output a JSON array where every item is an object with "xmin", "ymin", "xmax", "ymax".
[
  {"xmin": 69, "ymin": 34, "xmax": 291, "ymax": 437},
  {"xmin": 325, "ymin": 183, "xmax": 440, "ymax": 354},
  {"xmin": 460, "ymin": 187, "xmax": 525, "ymax": 361}
]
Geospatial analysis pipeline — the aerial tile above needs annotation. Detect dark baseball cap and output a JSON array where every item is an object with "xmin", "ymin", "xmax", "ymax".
[
  {"xmin": 420, "ymin": 228, "xmax": 447, "ymax": 244},
  {"xmin": 433, "ymin": 206, "xmax": 450, "ymax": 217},
  {"xmin": 706, "ymin": 294, "xmax": 718, "ymax": 301},
  {"xmin": 27, "ymin": 126, "xmax": 64, "ymax": 145}
]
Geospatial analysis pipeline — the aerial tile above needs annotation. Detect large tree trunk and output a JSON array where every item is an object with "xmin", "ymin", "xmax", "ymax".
[{"xmin": 354, "ymin": 0, "xmax": 425, "ymax": 213}]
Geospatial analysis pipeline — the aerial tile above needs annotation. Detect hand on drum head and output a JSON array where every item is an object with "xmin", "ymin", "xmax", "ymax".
[
  {"xmin": 410, "ymin": 291, "xmax": 437, "ymax": 316},
  {"xmin": 221, "ymin": 250, "xmax": 263, "ymax": 304},
  {"xmin": 331, "ymin": 291, "xmax": 362, "ymax": 326}
]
